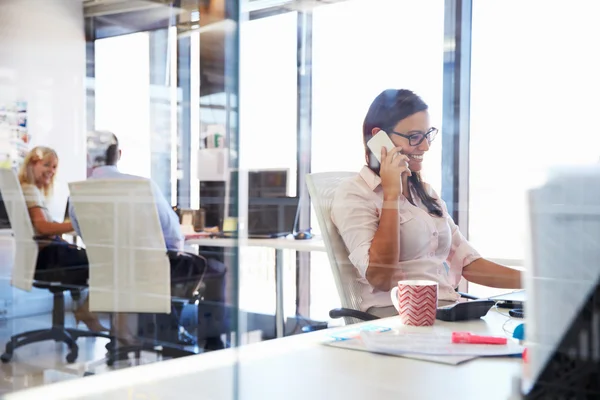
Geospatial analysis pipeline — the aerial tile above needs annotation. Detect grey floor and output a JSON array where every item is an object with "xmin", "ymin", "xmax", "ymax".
[{"xmin": 0, "ymin": 312, "xmax": 166, "ymax": 397}]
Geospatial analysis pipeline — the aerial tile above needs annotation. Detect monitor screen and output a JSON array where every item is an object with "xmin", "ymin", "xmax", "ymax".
[{"xmin": 199, "ymin": 169, "xmax": 291, "ymax": 230}]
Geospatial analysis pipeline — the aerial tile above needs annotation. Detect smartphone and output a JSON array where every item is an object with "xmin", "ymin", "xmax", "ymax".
[{"xmin": 367, "ymin": 130, "xmax": 396, "ymax": 163}]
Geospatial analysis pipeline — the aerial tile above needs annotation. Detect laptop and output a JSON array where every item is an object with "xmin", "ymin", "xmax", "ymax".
[{"xmin": 222, "ymin": 197, "xmax": 299, "ymax": 239}]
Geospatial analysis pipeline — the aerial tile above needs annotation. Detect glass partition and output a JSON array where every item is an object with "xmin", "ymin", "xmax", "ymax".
[
  {"xmin": 5, "ymin": 0, "xmax": 592, "ymax": 397},
  {"xmin": 467, "ymin": 0, "xmax": 600, "ymax": 297}
]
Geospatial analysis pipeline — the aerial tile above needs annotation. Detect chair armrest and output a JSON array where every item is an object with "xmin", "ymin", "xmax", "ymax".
[
  {"xmin": 329, "ymin": 308, "xmax": 380, "ymax": 321},
  {"xmin": 457, "ymin": 291, "xmax": 480, "ymax": 300}
]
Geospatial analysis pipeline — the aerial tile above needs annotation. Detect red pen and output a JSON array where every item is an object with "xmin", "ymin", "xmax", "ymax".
[{"xmin": 452, "ymin": 331, "xmax": 507, "ymax": 345}]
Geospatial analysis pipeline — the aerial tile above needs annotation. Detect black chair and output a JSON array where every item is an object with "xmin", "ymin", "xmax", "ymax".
[
  {"xmin": 328, "ymin": 290, "xmax": 480, "ymax": 322},
  {"xmin": 103, "ymin": 251, "xmax": 229, "ymax": 366},
  {"xmin": 0, "ymin": 169, "xmax": 111, "ymax": 364},
  {"xmin": 1, "ymin": 280, "xmax": 111, "ymax": 364}
]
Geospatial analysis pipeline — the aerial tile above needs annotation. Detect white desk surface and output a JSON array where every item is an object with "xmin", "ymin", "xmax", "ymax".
[
  {"xmin": 186, "ymin": 235, "xmax": 326, "ymax": 253},
  {"xmin": 6, "ymin": 308, "xmax": 522, "ymax": 400}
]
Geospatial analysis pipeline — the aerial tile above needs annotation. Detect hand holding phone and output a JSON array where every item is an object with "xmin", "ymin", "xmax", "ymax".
[
  {"xmin": 367, "ymin": 130, "xmax": 397, "ymax": 164},
  {"xmin": 366, "ymin": 130, "xmax": 411, "ymax": 198}
]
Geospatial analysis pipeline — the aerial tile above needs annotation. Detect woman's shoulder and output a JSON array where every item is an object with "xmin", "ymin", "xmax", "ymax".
[
  {"xmin": 20, "ymin": 182, "xmax": 40, "ymax": 193},
  {"xmin": 333, "ymin": 173, "xmax": 371, "ymax": 201},
  {"xmin": 20, "ymin": 182, "xmax": 44, "ymax": 202}
]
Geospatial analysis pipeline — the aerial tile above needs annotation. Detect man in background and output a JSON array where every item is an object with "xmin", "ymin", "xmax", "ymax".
[
  {"xmin": 79, "ymin": 130, "xmax": 183, "ymax": 251},
  {"xmin": 70, "ymin": 131, "xmax": 227, "ymax": 349}
]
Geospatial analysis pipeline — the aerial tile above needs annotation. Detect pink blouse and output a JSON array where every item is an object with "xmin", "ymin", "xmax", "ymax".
[{"xmin": 331, "ymin": 166, "xmax": 481, "ymax": 311}]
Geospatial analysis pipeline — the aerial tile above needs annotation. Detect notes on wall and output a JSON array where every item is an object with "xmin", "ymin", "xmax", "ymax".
[{"xmin": 0, "ymin": 101, "xmax": 30, "ymax": 170}]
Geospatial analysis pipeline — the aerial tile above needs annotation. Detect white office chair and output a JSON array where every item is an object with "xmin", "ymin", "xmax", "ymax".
[
  {"xmin": 306, "ymin": 172, "xmax": 378, "ymax": 325},
  {"xmin": 69, "ymin": 179, "xmax": 172, "ymax": 313},
  {"xmin": 307, "ymin": 172, "xmax": 482, "ymax": 326},
  {"xmin": 69, "ymin": 178, "xmax": 173, "ymax": 365},
  {"xmin": 0, "ymin": 169, "xmax": 109, "ymax": 364},
  {"xmin": 69, "ymin": 179, "xmax": 225, "ymax": 366},
  {"xmin": 0, "ymin": 169, "xmax": 38, "ymax": 292}
]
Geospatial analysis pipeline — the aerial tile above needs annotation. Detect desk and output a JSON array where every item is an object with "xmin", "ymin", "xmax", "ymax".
[
  {"xmin": 4, "ymin": 308, "xmax": 522, "ymax": 400},
  {"xmin": 186, "ymin": 235, "xmax": 326, "ymax": 338}
]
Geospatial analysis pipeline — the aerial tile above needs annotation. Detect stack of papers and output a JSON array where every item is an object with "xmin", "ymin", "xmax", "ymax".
[
  {"xmin": 360, "ymin": 331, "xmax": 524, "ymax": 357},
  {"xmin": 328, "ymin": 324, "xmax": 392, "ymax": 341},
  {"xmin": 322, "ymin": 325, "xmax": 523, "ymax": 365}
]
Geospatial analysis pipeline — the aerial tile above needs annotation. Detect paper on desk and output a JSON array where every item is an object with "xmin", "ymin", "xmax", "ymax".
[
  {"xmin": 360, "ymin": 331, "xmax": 524, "ymax": 357},
  {"xmin": 324, "ymin": 338, "xmax": 475, "ymax": 365},
  {"xmin": 322, "ymin": 325, "xmax": 475, "ymax": 365},
  {"xmin": 327, "ymin": 324, "xmax": 392, "ymax": 341}
]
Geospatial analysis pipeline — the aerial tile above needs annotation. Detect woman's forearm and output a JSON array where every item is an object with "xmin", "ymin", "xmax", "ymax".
[
  {"xmin": 34, "ymin": 220, "xmax": 73, "ymax": 236},
  {"xmin": 462, "ymin": 258, "xmax": 522, "ymax": 289},
  {"xmin": 366, "ymin": 197, "xmax": 402, "ymax": 292}
]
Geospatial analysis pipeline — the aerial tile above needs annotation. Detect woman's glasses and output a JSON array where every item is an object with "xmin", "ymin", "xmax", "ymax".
[{"xmin": 389, "ymin": 127, "xmax": 438, "ymax": 147}]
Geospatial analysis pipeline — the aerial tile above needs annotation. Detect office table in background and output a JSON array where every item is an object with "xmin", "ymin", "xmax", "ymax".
[
  {"xmin": 4, "ymin": 308, "xmax": 522, "ymax": 400},
  {"xmin": 185, "ymin": 232, "xmax": 326, "ymax": 338}
]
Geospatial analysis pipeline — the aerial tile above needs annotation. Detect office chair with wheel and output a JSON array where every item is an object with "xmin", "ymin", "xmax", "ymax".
[
  {"xmin": 306, "ymin": 172, "xmax": 479, "ymax": 325},
  {"xmin": 0, "ymin": 169, "xmax": 110, "ymax": 364},
  {"xmin": 69, "ymin": 178, "xmax": 227, "ymax": 367},
  {"xmin": 306, "ymin": 172, "xmax": 372, "ymax": 324}
]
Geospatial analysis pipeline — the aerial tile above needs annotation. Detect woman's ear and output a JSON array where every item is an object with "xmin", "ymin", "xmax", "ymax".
[{"xmin": 371, "ymin": 127, "xmax": 381, "ymax": 137}]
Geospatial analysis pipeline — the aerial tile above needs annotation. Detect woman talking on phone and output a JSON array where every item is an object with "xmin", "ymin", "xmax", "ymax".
[{"xmin": 331, "ymin": 89, "xmax": 521, "ymax": 317}]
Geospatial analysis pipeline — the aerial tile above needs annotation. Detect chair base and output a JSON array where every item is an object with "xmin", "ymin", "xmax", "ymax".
[
  {"xmin": 1, "ymin": 286, "xmax": 111, "ymax": 364},
  {"xmin": 1, "ymin": 327, "xmax": 111, "ymax": 364},
  {"xmin": 103, "ymin": 340, "xmax": 199, "ymax": 367}
]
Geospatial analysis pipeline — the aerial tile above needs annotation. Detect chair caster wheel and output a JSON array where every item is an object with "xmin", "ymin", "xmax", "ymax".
[
  {"xmin": 66, "ymin": 351, "xmax": 78, "ymax": 363},
  {"xmin": 1, "ymin": 353, "xmax": 12, "ymax": 363}
]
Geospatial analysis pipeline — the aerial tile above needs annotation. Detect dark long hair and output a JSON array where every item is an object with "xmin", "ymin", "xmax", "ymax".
[{"xmin": 362, "ymin": 89, "xmax": 443, "ymax": 217}]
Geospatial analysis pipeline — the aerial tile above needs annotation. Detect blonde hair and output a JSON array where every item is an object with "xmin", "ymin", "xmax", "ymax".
[{"xmin": 18, "ymin": 146, "xmax": 59, "ymax": 197}]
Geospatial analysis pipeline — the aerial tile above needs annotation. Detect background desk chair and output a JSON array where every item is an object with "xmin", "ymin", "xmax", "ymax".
[
  {"xmin": 306, "ymin": 172, "xmax": 477, "ymax": 325},
  {"xmin": 0, "ymin": 169, "xmax": 109, "ymax": 364},
  {"xmin": 69, "ymin": 179, "xmax": 227, "ymax": 366},
  {"xmin": 306, "ymin": 172, "xmax": 375, "ymax": 324}
]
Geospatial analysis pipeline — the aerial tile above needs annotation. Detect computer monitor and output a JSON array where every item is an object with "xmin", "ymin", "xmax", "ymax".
[
  {"xmin": 226, "ymin": 169, "xmax": 289, "ymax": 218},
  {"xmin": 524, "ymin": 164, "xmax": 600, "ymax": 398},
  {"xmin": 199, "ymin": 180, "xmax": 226, "ymax": 229},
  {"xmin": 199, "ymin": 168, "xmax": 292, "ymax": 231}
]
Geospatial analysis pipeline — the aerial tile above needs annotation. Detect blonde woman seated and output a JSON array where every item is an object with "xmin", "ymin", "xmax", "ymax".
[
  {"xmin": 331, "ymin": 89, "xmax": 522, "ymax": 318},
  {"xmin": 19, "ymin": 147, "xmax": 107, "ymax": 332}
]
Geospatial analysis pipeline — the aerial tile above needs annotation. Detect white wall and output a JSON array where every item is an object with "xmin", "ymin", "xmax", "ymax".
[
  {"xmin": 0, "ymin": 0, "xmax": 85, "ymax": 317},
  {"xmin": 0, "ymin": 0, "xmax": 86, "ymax": 219}
]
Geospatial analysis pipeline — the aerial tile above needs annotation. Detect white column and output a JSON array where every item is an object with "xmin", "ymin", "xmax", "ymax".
[
  {"xmin": 0, "ymin": 0, "xmax": 86, "ymax": 219},
  {"xmin": 0, "ymin": 0, "xmax": 86, "ymax": 316}
]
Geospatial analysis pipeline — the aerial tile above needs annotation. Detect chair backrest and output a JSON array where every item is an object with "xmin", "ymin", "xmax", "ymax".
[
  {"xmin": 0, "ymin": 169, "xmax": 38, "ymax": 291},
  {"xmin": 306, "ymin": 172, "xmax": 364, "ymax": 323},
  {"xmin": 68, "ymin": 179, "xmax": 171, "ymax": 313}
]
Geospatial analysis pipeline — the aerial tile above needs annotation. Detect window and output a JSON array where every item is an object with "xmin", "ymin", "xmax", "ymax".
[
  {"xmin": 469, "ymin": 0, "xmax": 600, "ymax": 267},
  {"xmin": 92, "ymin": 30, "xmax": 179, "ymax": 203},
  {"xmin": 238, "ymin": 12, "xmax": 298, "ymax": 316}
]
